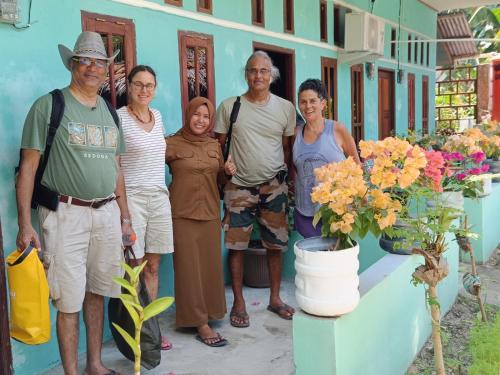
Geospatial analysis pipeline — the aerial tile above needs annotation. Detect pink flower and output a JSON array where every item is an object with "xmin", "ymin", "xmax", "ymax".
[
  {"xmin": 456, "ymin": 173, "xmax": 467, "ymax": 181},
  {"xmin": 470, "ymin": 151, "xmax": 485, "ymax": 164},
  {"xmin": 468, "ymin": 168, "xmax": 482, "ymax": 175},
  {"xmin": 481, "ymin": 164, "xmax": 490, "ymax": 173}
]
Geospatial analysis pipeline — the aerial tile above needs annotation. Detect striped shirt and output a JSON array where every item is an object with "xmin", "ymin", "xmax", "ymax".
[{"xmin": 118, "ymin": 106, "xmax": 167, "ymax": 195}]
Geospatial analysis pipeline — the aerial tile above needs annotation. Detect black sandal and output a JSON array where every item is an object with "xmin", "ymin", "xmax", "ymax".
[{"xmin": 195, "ymin": 333, "xmax": 228, "ymax": 347}]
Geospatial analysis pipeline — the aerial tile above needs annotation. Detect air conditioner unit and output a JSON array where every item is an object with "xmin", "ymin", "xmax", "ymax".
[
  {"xmin": 0, "ymin": 0, "xmax": 19, "ymax": 24},
  {"xmin": 344, "ymin": 12, "xmax": 385, "ymax": 56}
]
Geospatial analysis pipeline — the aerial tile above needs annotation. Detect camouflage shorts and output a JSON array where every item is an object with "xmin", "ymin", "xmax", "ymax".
[{"xmin": 223, "ymin": 176, "xmax": 288, "ymax": 251}]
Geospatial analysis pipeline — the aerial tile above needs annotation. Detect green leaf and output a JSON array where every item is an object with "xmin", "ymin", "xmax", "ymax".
[
  {"xmin": 112, "ymin": 323, "xmax": 140, "ymax": 356},
  {"xmin": 312, "ymin": 211, "xmax": 322, "ymax": 228},
  {"xmin": 113, "ymin": 277, "xmax": 137, "ymax": 297},
  {"xmin": 120, "ymin": 295, "xmax": 143, "ymax": 312},
  {"xmin": 143, "ymin": 297, "xmax": 174, "ymax": 321},
  {"xmin": 123, "ymin": 263, "xmax": 135, "ymax": 281},
  {"xmin": 118, "ymin": 296, "xmax": 140, "ymax": 325},
  {"xmin": 133, "ymin": 261, "xmax": 148, "ymax": 283}
]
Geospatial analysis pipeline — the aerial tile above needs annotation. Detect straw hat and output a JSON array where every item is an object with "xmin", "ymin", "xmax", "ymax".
[{"xmin": 58, "ymin": 31, "xmax": 119, "ymax": 71}]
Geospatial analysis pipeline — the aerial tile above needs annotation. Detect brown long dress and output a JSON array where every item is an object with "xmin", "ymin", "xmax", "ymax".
[{"xmin": 166, "ymin": 130, "xmax": 227, "ymax": 328}]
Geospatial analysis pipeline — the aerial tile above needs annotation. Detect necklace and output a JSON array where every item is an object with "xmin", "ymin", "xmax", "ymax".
[{"xmin": 128, "ymin": 105, "xmax": 153, "ymax": 124}]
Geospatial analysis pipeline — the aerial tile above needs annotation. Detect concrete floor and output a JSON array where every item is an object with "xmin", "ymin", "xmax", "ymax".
[{"xmin": 42, "ymin": 280, "xmax": 297, "ymax": 375}]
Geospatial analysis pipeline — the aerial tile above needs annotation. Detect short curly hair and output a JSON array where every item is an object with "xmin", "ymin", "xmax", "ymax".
[{"xmin": 298, "ymin": 79, "xmax": 328, "ymax": 100}]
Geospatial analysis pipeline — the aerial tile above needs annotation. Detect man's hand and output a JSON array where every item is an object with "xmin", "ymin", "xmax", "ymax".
[
  {"xmin": 16, "ymin": 225, "xmax": 41, "ymax": 250},
  {"xmin": 224, "ymin": 154, "xmax": 237, "ymax": 176}
]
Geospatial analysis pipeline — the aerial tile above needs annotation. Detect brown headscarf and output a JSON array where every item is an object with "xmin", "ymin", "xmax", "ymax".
[{"xmin": 182, "ymin": 96, "xmax": 215, "ymax": 139}]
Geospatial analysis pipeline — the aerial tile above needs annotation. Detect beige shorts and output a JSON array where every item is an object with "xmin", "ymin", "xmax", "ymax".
[
  {"xmin": 38, "ymin": 200, "xmax": 123, "ymax": 313},
  {"xmin": 127, "ymin": 190, "xmax": 174, "ymax": 259}
]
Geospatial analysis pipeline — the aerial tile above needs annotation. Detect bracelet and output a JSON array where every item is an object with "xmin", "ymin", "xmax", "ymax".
[{"xmin": 121, "ymin": 217, "xmax": 132, "ymax": 224}]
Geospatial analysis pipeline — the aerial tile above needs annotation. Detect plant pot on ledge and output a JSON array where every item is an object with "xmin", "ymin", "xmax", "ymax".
[
  {"xmin": 485, "ymin": 158, "xmax": 500, "ymax": 182},
  {"xmin": 378, "ymin": 221, "xmax": 414, "ymax": 255},
  {"xmin": 294, "ymin": 237, "xmax": 360, "ymax": 317}
]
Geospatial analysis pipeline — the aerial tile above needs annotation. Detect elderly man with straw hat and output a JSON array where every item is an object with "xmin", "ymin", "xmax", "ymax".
[{"xmin": 16, "ymin": 31, "xmax": 133, "ymax": 375}]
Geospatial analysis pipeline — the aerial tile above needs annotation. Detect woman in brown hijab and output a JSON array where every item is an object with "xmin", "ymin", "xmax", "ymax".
[{"xmin": 166, "ymin": 97, "xmax": 236, "ymax": 347}]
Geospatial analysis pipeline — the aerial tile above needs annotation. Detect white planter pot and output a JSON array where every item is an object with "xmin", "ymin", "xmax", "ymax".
[
  {"xmin": 427, "ymin": 191, "xmax": 464, "ymax": 211},
  {"xmin": 294, "ymin": 237, "xmax": 360, "ymax": 317},
  {"xmin": 478, "ymin": 176, "xmax": 492, "ymax": 197}
]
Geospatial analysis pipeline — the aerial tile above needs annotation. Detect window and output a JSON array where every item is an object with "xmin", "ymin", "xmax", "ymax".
[
  {"xmin": 390, "ymin": 28, "xmax": 396, "ymax": 59},
  {"xmin": 414, "ymin": 37, "xmax": 418, "ymax": 64},
  {"xmin": 82, "ymin": 11, "xmax": 136, "ymax": 108},
  {"xmin": 351, "ymin": 64, "xmax": 364, "ymax": 147},
  {"xmin": 408, "ymin": 73, "xmax": 415, "ymax": 131},
  {"xmin": 284, "ymin": 0, "xmax": 294, "ymax": 33},
  {"xmin": 321, "ymin": 57, "xmax": 337, "ymax": 120},
  {"xmin": 407, "ymin": 34, "xmax": 412, "ymax": 63},
  {"xmin": 165, "ymin": 0, "xmax": 182, "ymax": 6},
  {"xmin": 320, "ymin": 0, "xmax": 327, "ymax": 42},
  {"xmin": 252, "ymin": 0, "xmax": 264, "ymax": 26},
  {"xmin": 426, "ymin": 42, "xmax": 430, "ymax": 66},
  {"xmin": 197, "ymin": 0, "xmax": 212, "ymax": 14},
  {"xmin": 334, "ymin": 5, "xmax": 350, "ymax": 48},
  {"xmin": 178, "ymin": 31, "xmax": 216, "ymax": 118}
]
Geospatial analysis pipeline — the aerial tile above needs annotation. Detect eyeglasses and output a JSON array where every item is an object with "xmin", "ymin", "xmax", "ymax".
[
  {"xmin": 246, "ymin": 68, "xmax": 271, "ymax": 76},
  {"xmin": 131, "ymin": 81, "xmax": 156, "ymax": 91},
  {"xmin": 72, "ymin": 57, "xmax": 108, "ymax": 69}
]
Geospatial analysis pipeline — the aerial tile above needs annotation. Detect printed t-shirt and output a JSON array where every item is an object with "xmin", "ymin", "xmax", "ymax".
[{"xmin": 21, "ymin": 87, "xmax": 125, "ymax": 200}]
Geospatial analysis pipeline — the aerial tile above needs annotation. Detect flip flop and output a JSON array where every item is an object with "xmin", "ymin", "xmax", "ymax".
[
  {"xmin": 230, "ymin": 309, "xmax": 250, "ymax": 328},
  {"xmin": 267, "ymin": 304, "xmax": 294, "ymax": 320},
  {"xmin": 161, "ymin": 336, "xmax": 173, "ymax": 351},
  {"xmin": 195, "ymin": 333, "xmax": 228, "ymax": 347}
]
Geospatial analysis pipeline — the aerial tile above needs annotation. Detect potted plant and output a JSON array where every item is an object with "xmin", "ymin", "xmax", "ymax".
[
  {"xmin": 478, "ymin": 122, "xmax": 500, "ymax": 182},
  {"xmin": 394, "ymin": 183, "xmax": 463, "ymax": 375},
  {"xmin": 294, "ymin": 138, "xmax": 426, "ymax": 316}
]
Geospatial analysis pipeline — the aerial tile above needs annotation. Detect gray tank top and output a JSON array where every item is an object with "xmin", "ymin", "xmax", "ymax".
[{"xmin": 293, "ymin": 120, "xmax": 346, "ymax": 216}]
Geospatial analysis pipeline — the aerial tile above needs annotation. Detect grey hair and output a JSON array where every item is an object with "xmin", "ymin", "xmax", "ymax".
[{"xmin": 245, "ymin": 50, "xmax": 280, "ymax": 83}]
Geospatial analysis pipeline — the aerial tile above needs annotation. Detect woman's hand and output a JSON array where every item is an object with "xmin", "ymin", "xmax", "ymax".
[{"xmin": 224, "ymin": 155, "xmax": 237, "ymax": 176}]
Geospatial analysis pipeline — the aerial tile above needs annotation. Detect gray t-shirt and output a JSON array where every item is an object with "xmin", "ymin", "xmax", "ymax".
[
  {"xmin": 21, "ymin": 87, "xmax": 126, "ymax": 200},
  {"xmin": 215, "ymin": 94, "xmax": 295, "ymax": 187}
]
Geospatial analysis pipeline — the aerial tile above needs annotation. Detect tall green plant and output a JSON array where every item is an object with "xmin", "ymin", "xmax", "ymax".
[{"xmin": 113, "ymin": 261, "xmax": 174, "ymax": 375}]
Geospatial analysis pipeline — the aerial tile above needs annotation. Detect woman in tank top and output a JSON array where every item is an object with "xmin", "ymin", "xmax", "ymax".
[
  {"xmin": 292, "ymin": 79, "xmax": 361, "ymax": 238},
  {"xmin": 118, "ymin": 65, "xmax": 174, "ymax": 350}
]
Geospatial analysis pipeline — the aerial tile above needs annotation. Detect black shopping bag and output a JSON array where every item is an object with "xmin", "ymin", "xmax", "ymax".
[{"xmin": 108, "ymin": 247, "xmax": 162, "ymax": 370}]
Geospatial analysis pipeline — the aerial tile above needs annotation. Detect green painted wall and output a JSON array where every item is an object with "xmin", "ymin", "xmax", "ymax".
[
  {"xmin": 294, "ymin": 237, "xmax": 459, "ymax": 375},
  {"xmin": 0, "ymin": 0, "xmax": 437, "ymax": 373},
  {"xmin": 462, "ymin": 183, "xmax": 500, "ymax": 264}
]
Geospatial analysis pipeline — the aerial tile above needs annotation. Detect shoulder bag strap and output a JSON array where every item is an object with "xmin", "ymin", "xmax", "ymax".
[{"xmin": 223, "ymin": 96, "xmax": 241, "ymax": 161}]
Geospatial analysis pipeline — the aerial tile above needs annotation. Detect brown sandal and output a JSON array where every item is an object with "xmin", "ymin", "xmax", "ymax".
[{"xmin": 230, "ymin": 309, "xmax": 250, "ymax": 328}]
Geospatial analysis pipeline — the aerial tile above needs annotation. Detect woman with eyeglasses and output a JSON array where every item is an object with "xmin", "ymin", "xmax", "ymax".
[
  {"xmin": 293, "ymin": 79, "xmax": 361, "ymax": 238},
  {"xmin": 117, "ymin": 65, "xmax": 174, "ymax": 351}
]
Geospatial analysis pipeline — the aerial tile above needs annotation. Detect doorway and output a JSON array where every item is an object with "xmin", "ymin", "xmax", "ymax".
[
  {"xmin": 253, "ymin": 42, "xmax": 295, "ymax": 103},
  {"xmin": 378, "ymin": 69, "xmax": 395, "ymax": 139}
]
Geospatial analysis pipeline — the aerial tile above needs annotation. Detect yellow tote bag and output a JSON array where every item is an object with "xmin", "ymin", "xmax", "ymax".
[{"xmin": 6, "ymin": 245, "xmax": 51, "ymax": 344}]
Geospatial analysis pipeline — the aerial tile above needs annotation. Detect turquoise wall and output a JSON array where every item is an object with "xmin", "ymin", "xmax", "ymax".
[
  {"xmin": 462, "ymin": 183, "xmax": 500, "ymax": 264},
  {"xmin": 294, "ymin": 237, "xmax": 459, "ymax": 375},
  {"xmin": 0, "ymin": 0, "xmax": 437, "ymax": 373}
]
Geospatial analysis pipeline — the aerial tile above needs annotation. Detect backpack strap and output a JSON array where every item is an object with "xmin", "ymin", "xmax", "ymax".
[
  {"xmin": 223, "ymin": 96, "xmax": 241, "ymax": 161},
  {"xmin": 34, "ymin": 89, "xmax": 65, "ymax": 184},
  {"xmin": 102, "ymin": 96, "xmax": 120, "ymax": 128}
]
